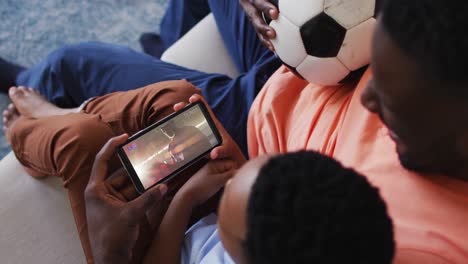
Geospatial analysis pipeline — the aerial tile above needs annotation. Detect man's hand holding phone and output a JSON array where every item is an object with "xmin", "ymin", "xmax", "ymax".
[
  {"xmin": 85, "ymin": 134, "xmax": 168, "ymax": 264},
  {"xmin": 118, "ymin": 99, "xmax": 226, "ymax": 193},
  {"xmin": 142, "ymin": 97, "xmax": 243, "ymax": 263}
]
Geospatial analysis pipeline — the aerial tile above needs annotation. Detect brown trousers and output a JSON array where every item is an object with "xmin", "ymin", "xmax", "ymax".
[{"xmin": 10, "ymin": 80, "xmax": 201, "ymax": 263}]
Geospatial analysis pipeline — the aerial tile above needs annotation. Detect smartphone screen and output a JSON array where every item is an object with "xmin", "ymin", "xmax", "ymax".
[{"xmin": 119, "ymin": 102, "xmax": 222, "ymax": 192}]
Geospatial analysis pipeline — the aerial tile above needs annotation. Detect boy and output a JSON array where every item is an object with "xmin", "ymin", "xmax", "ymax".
[{"xmin": 143, "ymin": 150, "xmax": 395, "ymax": 263}]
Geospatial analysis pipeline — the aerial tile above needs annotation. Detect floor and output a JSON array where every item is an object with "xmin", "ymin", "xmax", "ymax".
[{"xmin": 0, "ymin": 0, "xmax": 168, "ymax": 159}]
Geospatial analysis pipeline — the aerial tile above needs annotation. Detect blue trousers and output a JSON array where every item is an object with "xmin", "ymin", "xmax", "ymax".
[{"xmin": 15, "ymin": 0, "xmax": 281, "ymax": 155}]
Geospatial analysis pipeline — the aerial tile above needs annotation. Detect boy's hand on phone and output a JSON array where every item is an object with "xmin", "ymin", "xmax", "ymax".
[
  {"xmin": 178, "ymin": 159, "xmax": 236, "ymax": 208},
  {"xmin": 85, "ymin": 134, "xmax": 168, "ymax": 264},
  {"xmin": 173, "ymin": 94, "xmax": 247, "ymax": 168}
]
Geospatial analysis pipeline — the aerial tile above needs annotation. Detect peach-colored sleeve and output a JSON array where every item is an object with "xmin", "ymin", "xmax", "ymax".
[
  {"xmin": 247, "ymin": 67, "xmax": 309, "ymax": 158},
  {"xmin": 247, "ymin": 68, "xmax": 282, "ymax": 159},
  {"xmin": 246, "ymin": 85, "xmax": 266, "ymax": 158},
  {"xmin": 247, "ymin": 66, "xmax": 355, "ymax": 158},
  {"xmin": 393, "ymin": 249, "xmax": 453, "ymax": 264}
]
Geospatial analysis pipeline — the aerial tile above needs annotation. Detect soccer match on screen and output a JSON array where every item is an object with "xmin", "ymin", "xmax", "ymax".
[{"xmin": 123, "ymin": 105, "xmax": 218, "ymax": 189}]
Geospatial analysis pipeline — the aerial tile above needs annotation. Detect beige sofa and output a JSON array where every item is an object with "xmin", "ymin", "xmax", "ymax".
[{"xmin": 0, "ymin": 14, "xmax": 239, "ymax": 263}]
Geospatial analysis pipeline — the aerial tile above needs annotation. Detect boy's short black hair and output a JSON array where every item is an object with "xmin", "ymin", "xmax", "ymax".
[
  {"xmin": 382, "ymin": 0, "xmax": 468, "ymax": 94},
  {"xmin": 244, "ymin": 151, "xmax": 395, "ymax": 264}
]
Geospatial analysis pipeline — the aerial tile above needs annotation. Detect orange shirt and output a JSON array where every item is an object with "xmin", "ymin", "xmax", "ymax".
[{"xmin": 247, "ymin": 66, "xmax": 468, "ymax": 264}]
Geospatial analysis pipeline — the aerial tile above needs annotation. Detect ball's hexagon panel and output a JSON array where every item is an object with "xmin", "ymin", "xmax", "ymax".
[
  {"xmin": 337, "ymin": 18, "xmax": 376, "ymax": 70},
  {"xmin": 282, "ymin": 62, "xmax": 306, "ymax": 80},
  {"xmin": 324, "ymin": 0, "xmax": 375, "ymax": 29},
  {"xmin": 270, "ymin": 14, "xmax": 307, "ymax": 67},
  {"xmin": 300, "ymin": 12, "xmax": 346, "ymax": 58},
  {"xmin": 278, "ymin": 0, "xmax": 324, "ymax": 26},
  {"xmin": 296, "ymin": 56, "xmax": 350, "ymax": 85}
]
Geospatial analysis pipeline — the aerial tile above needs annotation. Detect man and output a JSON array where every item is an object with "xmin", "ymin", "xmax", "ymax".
[
  {"xmin": 246, "ymin": 0, "xmax": 468, "ymax": 262},
  {"xmin": 4, "ymin": 0, "xmax": 468, "ymax": 263}
]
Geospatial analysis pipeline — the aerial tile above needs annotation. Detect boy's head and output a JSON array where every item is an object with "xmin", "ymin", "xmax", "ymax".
[
  {"xmin": 361, "ymin": 0, "xmax": 468, "ymax": 177},
  {"xmin": 217, "ymin": 151, "xmax": 395, "ymax": 264}
]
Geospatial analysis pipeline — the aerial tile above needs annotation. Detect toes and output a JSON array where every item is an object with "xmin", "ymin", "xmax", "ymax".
[
  {"xmin": 27, "ymin": 87, "xmax": 37, "ymax": 94},
  {"xmin": 3, "ymin": 109, "xmax": 10, "ymax": 124},
  {"xmin": 9, "ymin": 86, "xmax": 27, "ymax": 100},
  {"xmin": 2, "ymin": 104, "xmax": 19, "ymax": 125},
  {"xmin": 8, "ymin": 86, "xmax": 17, "ymax": 98},
  {"xmin": 2, "ymin": 113, "xmax": 9, "ymax": 125},
  {"xmin": 2, "ymin": 103, "xmax": 20, "ymax": 135},
  {"xmin": 2, "ymin": 124, "xmax": 10, "ymax": 145},
  {"xmin": 3, "ymin": 109, "xmax": 10, "ymax": 119},
  {"xmin": 8, "ymin": 103, "xmax": 18, "ymax": 114},
  {"xmin": 12, "ymin": 86, "xmax": 40, "ymax": 97},
  {"xmin": 17, "ymin": 86, "xmax": 27, "ymax": 95},
  {"xmin": 28, "ymin": 87, "xmax": 42, "ymax": 97}
]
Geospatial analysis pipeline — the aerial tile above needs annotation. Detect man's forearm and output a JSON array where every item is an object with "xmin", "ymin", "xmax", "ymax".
[{"xmin": 143, "ymin": 192, "xmax": 194, "ymax": 264}]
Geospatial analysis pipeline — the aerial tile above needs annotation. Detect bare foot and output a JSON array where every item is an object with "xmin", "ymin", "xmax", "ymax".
[
  {"xmin": 2, "ymin": 103, "xmax": 19, "ymax": 144},
  {"xmin": 8, "ymin": 86, "xmax": 79, "ymax": 118},
  {"xmin": 2, "ymin": 103, "xmax": 47, "ymax": 178}
]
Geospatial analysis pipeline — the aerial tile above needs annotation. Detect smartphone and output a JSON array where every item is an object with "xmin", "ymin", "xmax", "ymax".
[{"xmin": 118, "ymin": 101, "xmax": 223, "ymax": 194}]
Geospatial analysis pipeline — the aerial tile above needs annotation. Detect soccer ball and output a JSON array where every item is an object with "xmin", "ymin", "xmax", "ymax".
[{"xmin": 264, "ymin": 0, "xmax": 380, "ymax": 85}]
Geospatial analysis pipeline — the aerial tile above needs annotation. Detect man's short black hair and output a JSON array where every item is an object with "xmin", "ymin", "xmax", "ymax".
[
  {"xmin": 244, "ymin": 151, "xmax": 395, "ymax": 264},
  {"xmin": 382, "ymin": 0, "xmax": 468, "ymax": 93}
]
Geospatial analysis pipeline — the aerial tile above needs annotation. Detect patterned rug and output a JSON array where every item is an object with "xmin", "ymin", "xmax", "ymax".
[{"xmin": 0, "ymin": 0, "xmax": 168, "ymax": 159}]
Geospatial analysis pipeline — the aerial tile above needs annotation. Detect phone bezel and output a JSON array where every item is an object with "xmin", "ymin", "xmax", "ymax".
[{"xmin": 117, "ymin": 101, "xmax": 223, "ymax": 194}]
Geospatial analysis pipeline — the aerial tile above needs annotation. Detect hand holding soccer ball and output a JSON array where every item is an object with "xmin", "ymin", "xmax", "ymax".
[
  {"xmin": 239, "ymin": 0, "xmax": 279, "ymax": 51},
  {"xmin": 243, "ymin": 0, "xmax": 381, "ymax": 86}
]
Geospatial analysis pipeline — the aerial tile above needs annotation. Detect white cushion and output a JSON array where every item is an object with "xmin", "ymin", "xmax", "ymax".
[
  {"xmin": 161, "ymin": 14, "xmax": 240, "ymax": 79},
  {"xmin": 0, "ymin": 152, "xmax": 85, "ymax": 264}
]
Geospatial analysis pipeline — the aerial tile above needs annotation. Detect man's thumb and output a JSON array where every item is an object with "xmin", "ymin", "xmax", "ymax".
[{"xmin": 129, "ymin": 184, "xmax": 168, "ymax": 215}]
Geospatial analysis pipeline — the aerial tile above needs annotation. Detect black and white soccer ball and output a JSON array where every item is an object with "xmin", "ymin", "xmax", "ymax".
[{"xmin": 264, "ymin": 0, "xmax": 380, "ymax": 85}]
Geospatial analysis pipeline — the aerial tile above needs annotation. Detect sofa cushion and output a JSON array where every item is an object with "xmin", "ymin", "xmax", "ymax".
[
  {"xmin": 0, "ymin": 152, "xmax": 86, "ymax": 263},
  {"xmin": 161, "ymin": 14, "xmax": 240, "ymax": 79}
]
